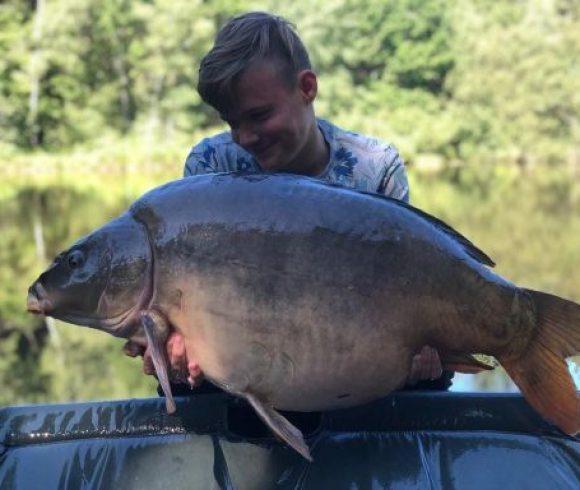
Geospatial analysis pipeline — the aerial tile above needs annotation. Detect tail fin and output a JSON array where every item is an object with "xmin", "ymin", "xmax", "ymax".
[{"xmin": 499, "ymin": 289, "xmax": 580, "ymax": 435}]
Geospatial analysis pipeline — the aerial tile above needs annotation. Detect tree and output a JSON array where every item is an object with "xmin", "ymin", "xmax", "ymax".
[{"xmin": 447, "ymin": 0, "xmax": 580, "ymax": 165}]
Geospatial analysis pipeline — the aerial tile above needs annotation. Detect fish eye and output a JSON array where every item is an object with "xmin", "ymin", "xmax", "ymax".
[{"xmin": 67, "ymin": 250, "xmax": 85, "ymax": 269}]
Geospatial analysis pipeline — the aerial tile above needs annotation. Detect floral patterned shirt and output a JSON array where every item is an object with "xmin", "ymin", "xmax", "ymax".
[{"xmin": 183, "ymin": 118, "xmax": 409, "ymax": 202}]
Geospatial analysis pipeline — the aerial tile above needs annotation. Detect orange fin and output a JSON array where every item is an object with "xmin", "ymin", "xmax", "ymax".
[
  {"xmin": 441, "ymin": 352, "xmax": 495, "ymax": 374},
  {"xmin": 499, "ymin": 289, "xmax": 580, "ymax": 435}
]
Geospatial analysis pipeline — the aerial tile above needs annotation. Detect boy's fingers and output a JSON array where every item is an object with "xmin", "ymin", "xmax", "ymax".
[
  {"xmin": 167, "ymin": 331, "xmax": 189, "ymax": 381},
  {"xmin": 140, "ymin": 331, "xmax": 203, "ymax": 385},
  {"xmin": 408, "ymin": 345, "xmax": 443, "ymax": 384},
  {"xmin": 142, "ymin": 349, "xmax": 156, "ymax": 375}
]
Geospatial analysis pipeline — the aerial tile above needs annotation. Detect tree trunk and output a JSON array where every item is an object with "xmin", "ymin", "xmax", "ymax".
[{"xmin": 27, "ymin": 0, "xmax": 45, "ymax": 147}]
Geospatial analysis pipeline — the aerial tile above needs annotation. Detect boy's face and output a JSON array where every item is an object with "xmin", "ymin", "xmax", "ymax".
[{"xmin": 221, "ymin": 61, "xmax": 317, "ymax": 172}]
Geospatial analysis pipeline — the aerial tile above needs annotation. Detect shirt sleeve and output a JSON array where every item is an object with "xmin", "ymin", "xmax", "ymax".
[
  {"xmin": 183, "ymin": 138, "xmax": 219, "ymax": 177},
  {"xmin": 377, "ymin": 145, "xmax": 410, "ymax": 203}
]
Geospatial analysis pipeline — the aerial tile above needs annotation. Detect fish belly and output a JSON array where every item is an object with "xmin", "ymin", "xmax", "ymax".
[{"xmin": 174, "ymin": 281, "xmax": 413, "ymax": 411}]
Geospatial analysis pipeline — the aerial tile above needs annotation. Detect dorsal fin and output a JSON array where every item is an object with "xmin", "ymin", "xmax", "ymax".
[
  {"xmin": 317, "ymin": 178, "xmax": 495, "ymax": 267},
  {"xmin": 391, "ymin": 198, "xmax": 495, "ymax": 267}
]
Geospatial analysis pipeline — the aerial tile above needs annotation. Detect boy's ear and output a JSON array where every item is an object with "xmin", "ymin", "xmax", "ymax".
[{"xmin": 297, "ymin": 70, "xmax": 318, "ymax": 103}]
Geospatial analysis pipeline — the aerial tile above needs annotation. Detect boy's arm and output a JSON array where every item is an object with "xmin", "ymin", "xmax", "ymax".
[{"xmin": 377, "ymin": 146, "xmax": 410, "ymax": 203}]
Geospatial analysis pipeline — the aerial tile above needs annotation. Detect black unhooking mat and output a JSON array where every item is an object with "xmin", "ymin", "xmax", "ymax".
[{"xmin": 0, "ymin": 392, "xmax": 578, "ymax": 489}]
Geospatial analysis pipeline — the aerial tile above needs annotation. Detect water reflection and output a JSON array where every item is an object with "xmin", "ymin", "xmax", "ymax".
[
  {"xmin": 0, "ymin": 180, "xmax": 156, "ymax": 405},
  {"xmin": 1, "ymin": 176, "xmax": 578, "ymax": 404},
  {"xmin": 452, "ymin": 362, "xmax": 579, "ymax": 392}
]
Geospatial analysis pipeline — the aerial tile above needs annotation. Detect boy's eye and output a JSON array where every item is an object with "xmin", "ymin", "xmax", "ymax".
[{"xmin": 251, "ymin": 110, "xmax": 271, "ymax": 122}]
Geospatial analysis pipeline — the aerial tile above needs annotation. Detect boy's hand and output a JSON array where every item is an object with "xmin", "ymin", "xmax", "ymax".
[
  {"xmin": 407, "ymin": 345, "xmax": 443, "ymax": 385},
  {"xmin": 123, "ymin": 332, "xmax": 204, "ymax": 388}
]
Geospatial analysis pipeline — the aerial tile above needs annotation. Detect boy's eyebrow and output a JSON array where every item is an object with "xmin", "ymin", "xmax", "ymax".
[
  {"xmin": 220, "ymin": 104, "xmax": 272, "ymax": 123},
  {"xmin": 241, "ymin": 104, "xmax": 272, "ymax": 116}
]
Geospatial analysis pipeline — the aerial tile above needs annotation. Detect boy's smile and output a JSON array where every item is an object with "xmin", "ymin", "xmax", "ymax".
[{"xmin": 222, "ymin": 61, "xmax": 329, "ymax": 175}]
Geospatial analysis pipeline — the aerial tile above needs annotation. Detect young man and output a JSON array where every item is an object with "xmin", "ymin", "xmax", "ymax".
[
  {"xmin": 135, "ymin": 12, "xmax": 453, "ymax": 392},
  {"xmin": 184, "ymin": 12, "xmax": 408, "ymax": 199}
]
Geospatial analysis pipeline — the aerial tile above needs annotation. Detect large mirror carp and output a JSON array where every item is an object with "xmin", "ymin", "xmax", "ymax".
[{"xmin": 27, "ymin": 173, "xmax": 580, "ymax": 460}]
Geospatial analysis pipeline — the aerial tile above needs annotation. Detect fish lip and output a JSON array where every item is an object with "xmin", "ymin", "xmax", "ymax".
[
  {"xmin": 26, "ymin": 283, "xmax": 53, "ymax": 315},
  {"xmin": 26, "ymin": 291, "xmax": 43, "ymax": 314}
]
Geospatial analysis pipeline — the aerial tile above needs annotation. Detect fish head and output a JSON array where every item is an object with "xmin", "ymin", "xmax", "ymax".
[{"xmin": 27, "ymin": 214, "xmax": 151, "ymax": 337}]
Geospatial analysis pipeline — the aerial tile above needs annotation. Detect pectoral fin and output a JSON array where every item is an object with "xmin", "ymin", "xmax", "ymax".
[
  {"xmin": 245, "ymin": 392, "xmax": 312, "ymax": 462},
  {"xmin": 141, "ymin": 311, "xmax": 176, "ymax": 414}
]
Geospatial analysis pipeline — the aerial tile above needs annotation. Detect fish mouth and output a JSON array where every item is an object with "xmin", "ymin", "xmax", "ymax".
[
  {"xmin": 26, "ymin": 287, "xmax": 139, "ymax": 337},
  {"xmin": 26, "ymin": 283, "xmax": 53, "ymax": 315}
]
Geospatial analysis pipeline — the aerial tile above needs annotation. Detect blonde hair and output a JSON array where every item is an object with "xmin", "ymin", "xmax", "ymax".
[{"xmin": 198, "ymin": 12, "xmax": 311, "ymax": 114}]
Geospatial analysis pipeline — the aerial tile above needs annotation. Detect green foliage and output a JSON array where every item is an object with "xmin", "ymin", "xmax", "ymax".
[
  {"xmin": 39, "ymin": 324, "xmax": 157, "ymax": 405},
  {"xmin": 0, "ymin": 1, "xmax": 30, "ymax": 146},
  {"xmin": 447, "ymin": 0, "xmax": 580, "ymax": 164},
  {"xmin": 1, "ymin": 0, "xmax": 578, "ymax": 165},
  {"xmin": 306, "ymin": 0, "xmax": 453, "ymax": 92}
]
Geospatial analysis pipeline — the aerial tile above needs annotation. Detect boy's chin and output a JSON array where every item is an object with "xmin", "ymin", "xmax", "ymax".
[{"xmin": 256, "ymin": 154, "xmax": 289, "ymax": 172}]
